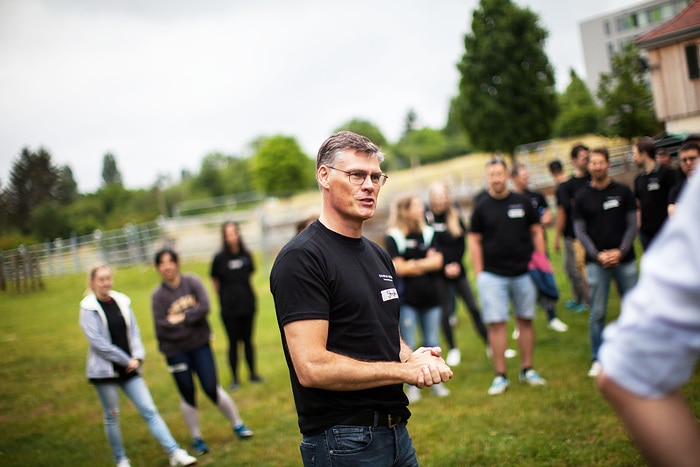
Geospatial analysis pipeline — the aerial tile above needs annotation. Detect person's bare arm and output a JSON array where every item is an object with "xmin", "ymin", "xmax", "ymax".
[
  {"xmin": 554, "ymin": 204, "xmax": 566, "ymax": 252},
  {"xmin": 530, "ymin": 223, "xmax": 546, "ymax": 255},
  {"xmin": 284, "ymin": 320, "xmax": 452, "ymax": 391},
  {"xmin": 598, "ymin": 372, "xmax": 700, "ymax": 467},
  {"xmin": 467, "ymin": 232, "xmax": 483, "ymax": 275},
  {"xmin": 211, "ymin": 277, "xmax": 220, "ymax": 294}
]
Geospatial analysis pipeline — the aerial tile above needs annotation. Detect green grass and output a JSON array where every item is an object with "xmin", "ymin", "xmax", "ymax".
[{"xmin": 1, "ymin": 245, "xmax": 698, "ymax": 466}]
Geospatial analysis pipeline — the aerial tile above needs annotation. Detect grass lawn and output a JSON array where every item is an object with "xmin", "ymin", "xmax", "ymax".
[{"xmin": 1, "ymin": 242, "xmax": 698, "ymax": 466}]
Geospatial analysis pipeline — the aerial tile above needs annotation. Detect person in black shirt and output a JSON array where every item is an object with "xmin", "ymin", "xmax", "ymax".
[
  {"xmin": 210, "ymin": 221, "xmax": 263, "ymax": 391},
  {"xmin": 632, "ymin": 136, "xmax": 675, "ymax": 249},
  {"xmin": 668, "ymin": 141, "xmax": 699, "ymax": 217},
  {"xmin": 469, "ymin": 158, "xmax": 548, "ymax": 396},
  {"xmin": 554, "ymin": 145, "xmax": 591, "ymax": 313},
  {"xmin": 572, "ymin": 147, "xmax": 638, "ymax": 378},
  {"xmin": 79, "ymin": 262, "xmax": 196, "ymax": 467},
  {"xmin": 270, "ymin": 131, "xmax": 452, "ymax": 466}
]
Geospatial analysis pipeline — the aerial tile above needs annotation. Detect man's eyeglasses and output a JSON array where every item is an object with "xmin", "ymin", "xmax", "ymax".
[
  {"xmin": 680, "ymin": 155, "xmax": 698, "ymax": 165},
  {"xmin": 327, "ymin": 166, "xmax": 388, "ymax": 186}
]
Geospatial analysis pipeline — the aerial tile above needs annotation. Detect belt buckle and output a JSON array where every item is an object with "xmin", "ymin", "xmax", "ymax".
[{"xmin": 387, "ymin": 414, "xmax": 399, "ymax": 429}]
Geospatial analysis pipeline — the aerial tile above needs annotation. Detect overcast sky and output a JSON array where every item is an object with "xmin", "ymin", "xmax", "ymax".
[{"xmin": 0, "ymin": 0, "xmax": 642, "ymax": 193}]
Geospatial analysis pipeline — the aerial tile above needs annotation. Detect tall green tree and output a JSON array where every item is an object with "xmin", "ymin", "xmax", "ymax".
[
  {"xmin": 555, "ymin": 69, "xmax": 601, "ymax": 137},
  {"xmin": 250, "ymin": 135, "xmax": 314, "ymax": 196},
  {"xmin": 456, "ymin": 0, "xmax": 557, "ymax": 155},
  {"xmin": 101, "ymin": 152, "xmax": 123, "ymax": 186},
  {"xmin": 444, "ymin": 97, "xmax": 472, "ymax": 158},
  {"xmin": 193, "ymin": 152, "xmax": 228, "ymax": 197},
  {"xmin": 6, "ymin": 147, "xmax": 60, "ymax": 233},
  {"xmin": 56, "ymin": 165, "xmax": 79, "ymax": 204},
  {"xmin": 402, "ymin": 109, "xmax": 418, "ymax": 138},
  {"xmin": 597, "ymin": 43, "xmax": 660, "ymax": 140}
]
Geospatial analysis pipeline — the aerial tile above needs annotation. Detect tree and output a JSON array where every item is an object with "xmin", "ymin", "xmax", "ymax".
[
  {"xmin": 56, "ymin": 165, "xmax": 79, "ymax": 204},
  {"xmin": 555, "ymin": 69, "xmax": 601, "ymax": 137},
  {"xmin": 101, "ymin": 152, "xmax": 123, "ymax": 186},
  {"xmin": 6, "ymin": 147, "xmax": 60, "ymax": 233},
  {"xmin": 402, "ymin": 109, "xmax": 418, "ymax": 138},
  {"xmin": 250, "ymin": 135, "xmax": 314, "ymax": 196},
  {"xmin": 394, "ymin": 127, "xmax": 449, "ymax": 166},
  {"xmin": 444, "ymin": 96, "xmax": 472, "ymax": 158},
  {"xmin": 597, "ymin": 43, "xmax": 660, "ymax": 140},
  {"xmin": 456, "ymin": 0, "xmax": 557, "ymax": 155},
  {"xmin": 192, "ymin": 152, "xmax": 228, "ymax": 197}
]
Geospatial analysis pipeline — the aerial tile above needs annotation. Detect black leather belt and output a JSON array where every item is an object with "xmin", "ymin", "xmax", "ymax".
[{"xmin": 339, "ymin": 411, "xmax": 402, "ymax": 429}]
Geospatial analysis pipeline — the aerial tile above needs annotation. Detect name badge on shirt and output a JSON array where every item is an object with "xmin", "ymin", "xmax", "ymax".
[
  {"xmin": 381, "ymin": 288, "xmax": 399, "ymax": 302},
  {"xmin": 603, "ymin": 198, "xmax": 621, "ymax": 210},
  {"xmin": 228, "ymin": 259, "xmax": 244, "ymax": 270},
  {"xmin": 508, "ymin": 206, "xmax": 525, "ymax": 218}
]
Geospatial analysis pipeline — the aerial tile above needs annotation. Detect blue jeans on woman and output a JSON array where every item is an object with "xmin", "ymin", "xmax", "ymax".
[
  {"xmin": 586, "ymin": 260, "xmax": 638, "ymax": 361},
  {"xmin": 399, "ymin": 304, "xmax": 441, "ymax": 350},
  {"xmin": 166, "ymin": 343, "xmax": 220, "ymax": 406},
  {"xmin": 300, "ymin": 422, "xmax": 418, "ymax": 466},
  {"xmin": 94, "ymin": 375, "xmax": 179, "ymax": 464}
]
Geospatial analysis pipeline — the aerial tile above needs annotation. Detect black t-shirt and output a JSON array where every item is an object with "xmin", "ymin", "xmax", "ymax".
[
  {"xmin": 634, "ymin": 164, "xmax": 675, "ymax": 237},
  {"xmin": 470, "ymin": 192, "xmax": 539, "ymax": 276},
  {"xmin": 97, "ymin": 298, "xmax": 135, "ymax": 381},
  {"xmin": 427, "ymin": 211, "xmax": 467, "ymax": 277},
  {"xmin": 668, "ymin": 178, "xmax": 687, "ymax": 205},
  {"xmin": 210, "ymin": 250, "xmax": 256, "ymax": 317},
  {"xmin": 270, "ymin": 221, "xmax": 410, "ymax": 436},
  {"xmin": 385, "ymin": 228, "xmax": 442, "ymax": 308},
  {"xmin": 556, "ymin": 174, "xmax": 591, "ymax": 238},
  {"xmin": 573, "ymin": 180, "xmax": 637, "ymax": 263}
]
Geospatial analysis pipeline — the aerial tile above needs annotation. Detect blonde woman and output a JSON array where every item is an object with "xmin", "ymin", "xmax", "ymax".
[
  {"xmin": 79, "ymin": 262, "xmax": 196, "ymax": 467},
  {"xmin": 386, "ymin": 195, "xmax": 450, "ymax": 403}
]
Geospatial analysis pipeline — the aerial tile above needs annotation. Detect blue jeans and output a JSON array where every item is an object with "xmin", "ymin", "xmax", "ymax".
[
  {"xmin": 476, "ymin": 271, "xmax": 536, "ymax": 323},
  {"xmin": 94, "ymin": 376, "xmax": 179, "ymax": 464},
  {"xmin": 300, "ymin": 422, "xmax": 418, "ymax": 466},
  {"xmin": 399, "ymin": 304, "xmax": 441, "ymax": 350},
  {"xmin": 586, "ymin": 260, "xmax": 638, "ymax": 361},
  {"xmin": 167, "ymin": 343, "xmax": 220, "ymax": 406}
]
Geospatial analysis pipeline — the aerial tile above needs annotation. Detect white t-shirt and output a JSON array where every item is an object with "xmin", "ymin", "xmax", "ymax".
[{"xmin": 599, "ymin": 171, "xmax": 700, "ymax": 398}]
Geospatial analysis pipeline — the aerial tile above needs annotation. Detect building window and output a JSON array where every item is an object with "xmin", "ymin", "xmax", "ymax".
[
  {"xmin": 686, "ymin": 43, "xmax": 700, "ymax": 80},
  {"xmin": 604, "ymin": 20, "xmax": 610, "ymax": 35},
  {"xmin": 607, "ymin": 42, "xmax": 615, "ymax": 59}
]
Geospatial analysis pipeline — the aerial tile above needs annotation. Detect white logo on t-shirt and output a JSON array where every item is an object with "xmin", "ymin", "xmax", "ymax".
[
  {"xmin": 603, "ymin": 198, "xmax": 620, "ymax": 210},
  {"xmin": 508, "ymin": 207, "xmax": 525, "ymax": 218},
  {"xmin": 647, "ymin": 181, "xmax": 660, "ymax": 191},
  {"xmin": 381, "ymin": 288, "xmax": 399, "ymax": 302}
]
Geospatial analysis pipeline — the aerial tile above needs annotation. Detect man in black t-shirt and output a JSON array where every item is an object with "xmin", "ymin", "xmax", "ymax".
[
  {"xmin": 668, "ymin": 141, "xmax": 699, "ymax": 217},
  {"xmin": 270, "ymin": 131, "xmax": 452, "ymax": 466},
  {"xmin": 554, "ymin": 144, "xmax": 591, "ymax": 313},
  {"xmin": 469, "ymin": 158, "xmax": 548, "ymax": 396},
  {"xmin": 573, "ymin": 147, "xmax": 638, "ymax": 379},
  {"xmin": 632, "ymin": 136, "xmax": 675, "ymax": 249}
]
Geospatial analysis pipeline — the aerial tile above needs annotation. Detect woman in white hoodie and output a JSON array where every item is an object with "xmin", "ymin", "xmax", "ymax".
[{"xmin": 79, "ymin": 262, "xmax": 196, "ymax": 467}]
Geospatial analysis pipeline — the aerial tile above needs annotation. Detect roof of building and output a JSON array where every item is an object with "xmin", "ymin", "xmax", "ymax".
[{"xmin": 636, "ymin": 0, "xmax": 700, "ymax": 49}]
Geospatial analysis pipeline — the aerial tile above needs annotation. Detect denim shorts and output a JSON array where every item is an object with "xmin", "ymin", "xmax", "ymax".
[{"xmin": 476, "ymin": 271, "xmax": 536, "ymax": 323}]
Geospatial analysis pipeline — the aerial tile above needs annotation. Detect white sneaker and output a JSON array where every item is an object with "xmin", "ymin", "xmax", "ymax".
[
  {"xmin": 511, "ymin": 327, "xmax": 520, "ymax": 340},
  {"xmin": 547, "ymin": 318, "xmax": 569, "ymax": 332},
  {"xmin": 587, "ymin": 361, "xmax": 602, "ymax": 378},
  {"xmin": 431, "ymin": 384, "xmax": 450, "ymax": 398},
  {"xmin": 116, "ymin": 460, "xmax": 131, "ymax": 467},
  {"xmin": 446, "ymin": 348, "xmax": 461, "ymax": 366},
  {"xmin": 169, "ymin": 448, "xmax": 197, "ymax": 466},
  {"xmin": 406, "ymin": 385, "xmax": 422, "ymax": 404}
]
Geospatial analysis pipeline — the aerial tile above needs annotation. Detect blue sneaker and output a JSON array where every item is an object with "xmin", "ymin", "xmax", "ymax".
[
  {"xmin": 573, "ymin": 303, "xmax": 588, "ymax": 314},
  {"xmin": 234, "ymin": 423, "xmax": 254, "ymax": 439},
  {"xmin": 520, "ymin": 369, "xmax": 547, "ymax": 386},
  {"xmin": 565, "ymin": 300, "xmax": 577, "ymax": 309},
  {"xmin": 487, "ymin": 375, "xmax": 510, "ymax": 395},
  {"xmin": 191, "ymin": 437, "xmax": 209, "ymax": 455}
]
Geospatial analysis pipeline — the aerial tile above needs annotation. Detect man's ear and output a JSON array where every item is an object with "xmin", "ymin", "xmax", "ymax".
[{"xmin": 317, "ymin": 166, "xmax": 330, "ymax": 188}]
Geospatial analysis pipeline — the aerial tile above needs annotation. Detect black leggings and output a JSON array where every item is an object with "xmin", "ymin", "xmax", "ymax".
[
  {"xmin": 437, "ymin": 275, "xmax": 488, "ymax": 348},
  {"xmin": 166, "ymin": 343, "xmax": 219, "ymax": 407},
  {"xmin": 221, "ymin": 313, "xmax": 256, "ymax": 383}
]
